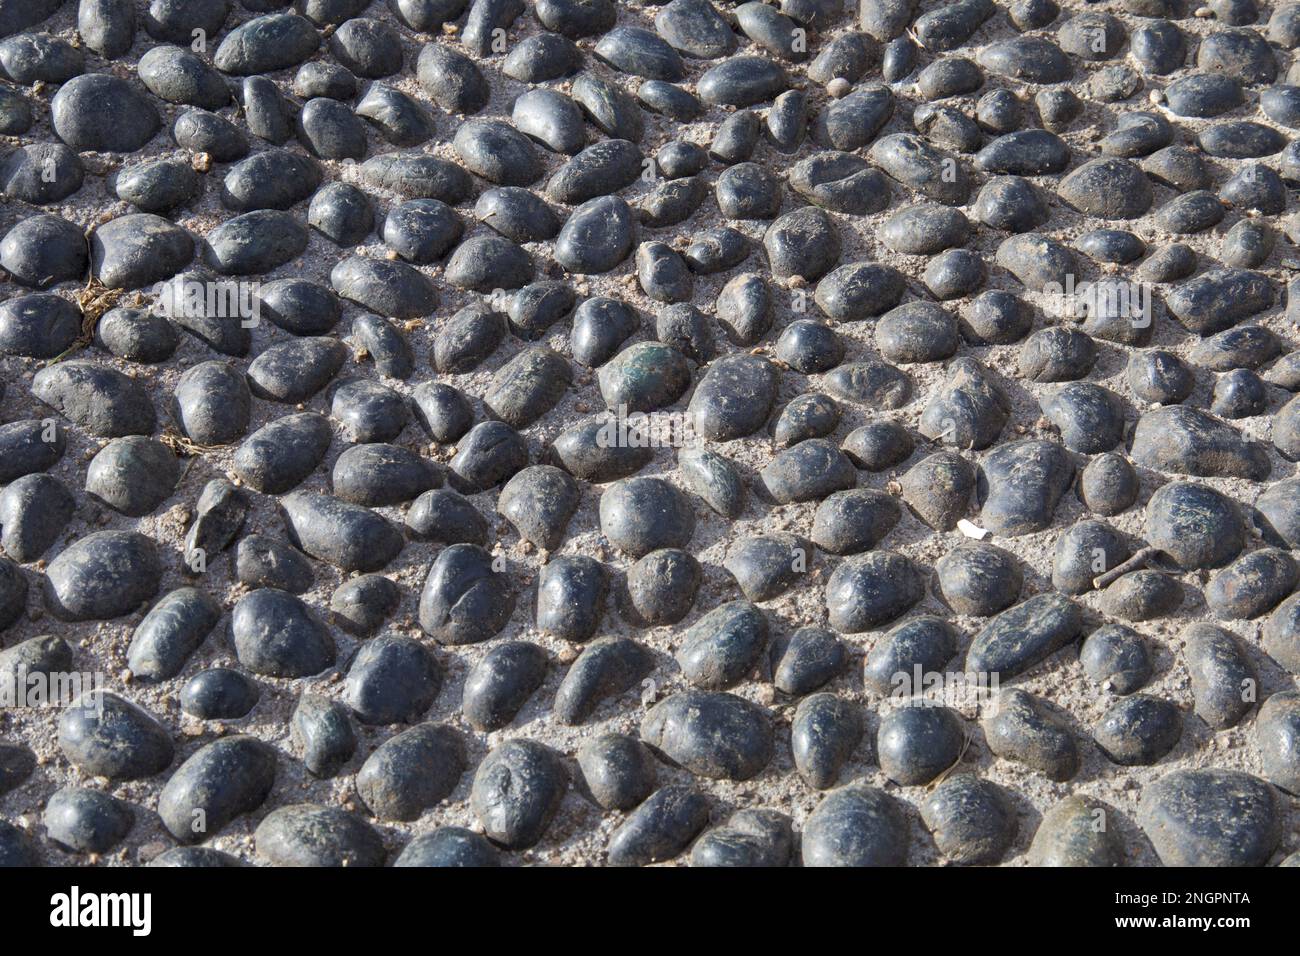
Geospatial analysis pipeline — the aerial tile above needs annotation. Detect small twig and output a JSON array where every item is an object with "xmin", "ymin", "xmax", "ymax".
[
  {"xmin": 47, "ymin": 276, "xmax": 123, "ymax": 365},
  {"xmin": 1093, "ymin": 546, "xmax": 1160, "ymax": 590}
]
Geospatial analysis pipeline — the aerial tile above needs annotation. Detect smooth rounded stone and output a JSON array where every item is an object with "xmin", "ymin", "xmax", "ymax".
[
  {"xmin": 1094, "ymin": 694, "xmax": 1183, "ymax": 766},
  {"xmin": 556, "ymin": 636, "xmax": 653, "ymax": 725},
  {"xmin": 341, "ymin": 635, "xmax": 440, "ymax": 727},
  {"xmin": 280, "ymin": 491, "xmax": 404, "ymax": 574},
  {"xmin": 1033, "ymin": 86, "xmax": 1082, "ymax": 130},
  {"xmin": 1140, "ymin": 769, "xmax": 1280, "ymax": 866},
  {"xmin": 123, "ymin": 588, "xmax": 220, "ymax": 684},
  {"xmin": 789, "ymin": 694, "xmax": 861, "ymax": 791},
  {"xmin": 501, "ymin": 31, "xmax": 580, "ymax": 83},
  {"xmin": 84, "ymin": 436, "xmax": 178, "ymax": 518},
  {"xmin": 212, "ymin": 12, "xmax": 318, "ymax": 74},
  {"xmin": 681, "ymin": 226, "xmax": 749, "ymax": 276},
  {"xmin": 695, "ymin": 55, "xmax": 788, "ymax": 108},
  {"xmin": 637, "ymin": 80, "xmax": 702, "ymax": 121},
  {"xmin": 332, "ymin": 376, "xmax": 408, "ymax": 442},
  {"xmin": 637, "ymin": 241, "xmax": 693, "ymax": 303},
  {"xmin": 0, "ymin": 295, "xmax": 79, "ymax": 359},
  {"xmin": 590, "ymin": 24, "xmax": 682, "ymax": 81},
  {"xmin": 356, "ymin": 83, "xmax": 434, "ymax": 146},
  {"xmin": 413, "ymin": 41, "xmax": 487, "ymax": 115},
  {"xmin": 917, "ymin": 56, "xmax": 983, "ymax": 100},
  {"xmin": 766, "ymin": 626, "xmax": 846, "ymax": 697},
  {"xmin": 802, "ymin": 785, "xmax": 908, "ymax": 867},
  {"xmin": 470, "ymin": 739, "xmax": 567, "ymax": 849},
  {"xmin": 919, "ymin": 358, "xmax": 1009, "ymax": 451},
  {"xmin": 1191, "ymin": 325, "xmax": 1282, "ymax": 371},
  {"xmin": 606, "ymin": 784, "xmax": 709, "ymax": 866},
  {"xmin": 0, "ymin": 474, "xmax": 73, "ymax": 563},
  {"xmin": 1029, "ymin": 794, "xmax": 1124, "ymax": 866},
  {"xmin": 183, "ymin": 478, "xmax": 247, "ymax": 565},
  {"xmin": 572, "ymin": 734, "xmax": 658, "ymax": 814},
  {"xmin": 328, "ymin": 574, "xmax": 400, "ymax": 638},
  {"xmin": 381, "ymin": 199, "xmax": 462, "ymax": 264},
  {"xmin": 241, "ymin": 75, "xmax": 293, "ymax": 145},
  {"xmin": 416, "ymin": 543, "xmax": 512, "ymax": 646},
  {"xmin": 929, "ymin": 545, "xmax": 1021, "ymax": 619},
  {"xmin": 287, "ymin": 695, "xmax": 356, "ymax": 780},
  {"xmin": 1057, "ymin": 158, "xmax": 1152, "ymax": 219},
  {"xmin": 675, "ymin": 600, "xmax": 767, "ymax": 690},
  {"xmin": 448, "ymin": 420, "xmax": 528, "ymax": 493},
  {"xmin": 870, "ymin": 133, "xmax": 970, "ymax": 206},
  {"xmin": 1051, "ymin": 520, "xmax": 1129, "ymax": 596},
  {"xmin": 1131, "ymin": 405, "xmax": 1268, "ymax": 481},
  {"xmin": 331, "ymin": 444, "xmax": 437, "ymax": 508},
  {"xmin": 813, "ymin": 85, "xmax": 895, "ymax": 151},
  {"xmin": 310, "ymin": 183, "xmax": 374, "ymax": 246},
  {"xmin": 1194, "ymin": 26, "xmax": 1275, "ymax": 84},
  {"xmin": 1263, "ymin": 85, "xmax": 1300, "ymax": 129},
  {"xmin": 393, "ymin": 827, "xmax": 499, "ymax": 867},
  {"xmin": 462, "ymin": 641, "xmax": 547, "ymax": 733},
  {"xmin": 913, "ymin": 103, "xmax": 981, "ymax": 153},
  {"xmin": 1207, "ymin": 549, "xmax": 1297, "ymax": 620},
  {"xmin": 875, "ymin": 303, "xmax": 960, "ymax": 365},
  {"xmin": 807, "ymin": 489, "xmax": 898, "ymax": 556},
  {"xmin": 1125, "ymin": 350, "xmax": 1192, "ymax": 407},
  {"xmin": 555, "ymin": 196, "xmax": 636, "ymax": 275},
  {"xmin": 977, "ymin": 439, "xmax": 1074, "ymax": 537},
  {"xmin": 476, "ymin": 188, "xmax": 561, "ymax": 245},
  {"xmin": 51, "ymin": 74, "xmax": 160, "ymax": 153},
  {"xmin": 0, "ymin": 215, "xmax": 87, "ymax": 291},
  {"xmin": 356, "ymin": 723, "xmax": 465, "ymax": 822},
  {"xmin": 691, "ymin": 808, "xmax": 793, "ymax": 867},
  {"xmin": 1099, "ymin": 111, "xmax": 1172, "ymax": 159},
  {"xmin": 773, "ymin": 321, "xmax": 843, "ymax": 373},
  {"xmin": 1043, "ymin": 382, "xmax": 1126, "ymax": 454},
  {"xmin": 1198, "ymin": 120, "xmax": 1285, "ymax": 158},
  {"xmin": 1, "ymin": 143, "xmax": 85, "ymax": 205},
  {"xmin": 641, "ymin": 690, "xmax": 773, "ymax": 781},
  {"xmin": 995, "ymin": 233, "xmax": 1076, "ymax": 293},
  {"xmin": 140, "ymin": 0, "xmax": 227, "ymax": 42},
  {"xmin": 297, "ymin": 97, "xmax": 368, "ymax": 159},
  {"xmin": 91, "ymin": 307, "xmax": 177, "ymax": 365},
  {"xmin": 1274, "ymin": 394, "xmax": 1300, "ymax": 459},
  {"xmin": 157, "ymin": 736, "xmax": 275, "ymax": 843},
  {"xmin": 232, "ymin": 413, "xmax": 331, "ymax": 494},
  {"xmin": 324, "ymin": 16, "xmax": 400, "ymax": 78},
  {"xmin": 623, "ymin": 548, "xmax": 701, "ymax": 627},
  {"xmin": 255, "ymin": 804, "xmax": 384, "ymax": 868},
  {"xmin": 973, "ymin": 131, "xmax": 1069, "ymax": 178},
  {"xmin": 790, "ymin": 154, "xmax": 890, "ymax": 217},
  {"xmin": 656, "ymin": 304, "xmax": 713, "ymax": 364},
  {"xmin": 172, "ymin": 107, "xmax": 248, "ymax": 162},
  {"xmin": 649, "ymin": 141, "xmax": 706, "ymax": 183},
  {"xmin": 1075, "ymin": 229, "xmax": 1146, "ymax": 266},
  {"xmin": 773, "ymin": 394, "xmax": 839, "ymax": 448},
  {"xmin": 1135, "ymin": 244, "xmax": 1197, "ymax": 286},
  {"xmin": 497, "ymin": 467, "xmax": 578, "ymax": 553},
  {"xmin": 1019, "ymin": 327, "xmax": 1096, "ymax": 384},
  {"xmin": 957, "ymin": 291, "xmax": 1031, "ymax": 347},
  {"xmin": 509, "ymin": 90, "xmax": 587, "ymax": 158},
  {"xmin": 710, "ymin": 109, "xmax": 761, "ymax": 165},
  {"xmin": 57, "ymin": 691, "xmax": 173, "ymax": 782},
  {"xmin": 79, "ymin": 0, "xmax": 135, "ymax": 58},
  {"xmin": 806, "ymin": 264, "xmax": 899, "ymax": 327},
  {"xmin": 565, "ymin": 73, "xmax": 641, "ymax": 142},
  {"xmin": 878, "ymin": 705, "xmax": 964, "ymax": 786},
  {"xmin": 825, "ymin": 551, "xmax": 924, "ymax": 634},
  {"xmin": 1079, "ymin": 624, "xmax": 1151, "ymax": 695},
  {"xmin": 863, "ymin": 618, "xmax": 960, "ymax": 700},
  {"xmin": 1162, "ymin": 75, "xmax": 1243, "ymax": 124},
  {"xmin": 599, "ymin": 477, "xmax": 695, "ymax": 558},
  {"xmin": 229, "ymin": 588, "xmax": 333, "ymax": 679},
  {"xmin": 711, "ymin": 163, "xmax": 778, "ymax": 221},
  {"xmin": 976, "ymin": 89, "xmax": 1023, "ymax": 135},
  {"xmin": 654, "ymin": 0, "xmax": 735, "ymax": 59},
  {"xmin": 760, "ymin": 440, "xmax": 857, "ymax": 506},
  {"xmin": 431, "ymin": 303, "xmax": 504, "ymax": 375},
  {"xmin": 841, "ymin": 422, "xmax": 913, "ymax": 473},
  {"xmin": 880, "ymin": 206, "xmax": 969, "ymax": 258},
  {"xmin": 0, "ymin": 557, "xmax": 22, "ymax": 629},
  {"xmin": 762, "ymin": 206, "xmax": 841, "ymax": 282},
  {"xmin": 90, "ymin": 214, "xmax": 194, "ymax": 291},
  {"xmin": 1155, "ymin": 190, "xmax": 1225, "ymax": 235},
  {"xmin": 485, "ymin": 346, "xmax": 570, "ymax": 428},
  {"xmin": 597, "ymin": 342, "xmax": 690, "ymax": 415},
  {"xmin": 712, "ymin": 274, "xmax": 771, "ymax": 348},
  {"xmin": 982, "ymin": 688, "xmax": 1078, "ymax": 780},
  {"xmin": 1075, "ymin": 453, "xmax": 1138, "ymax": 517},
  {"xmin": 684, "ymin": 354, "xmax": 776, "ymax": 442},
  {"xmin": 972, "ymin": 33, "xmax": 1069, "ymax": 82},
  {"xmin": 966, "ymin": 592, "xmax": 1083, "ymax": 681},
  {"xmin": 1258, "ymin": 478, "xmax": 1300, "ymax": 552},
  {"xmin": 1185, "ymin": 623, "xmax": 1258, "ymax": 730},
  {"xmin": 1145, "ymin": 481, "xmax": 1246, "ymax": 573},
  {"xmin": 1266, "ymin": 593, "xmax": 1300, "ymax": 675},
  {"xmin": 42, "ymin": 530, "xmax": 160, "ymax": 623},
  {"xmin": 547, "ymin": 421, "xmax": 650, "ymax": 486},
  {"xmin": 43, "ymin": 788, "xmax": 132, "ymax": 855},
  {"xmin": 245, "ymin": 337, "xmax": 345, "ymax": 404},
  {"xmin": 137, "ymin": 45, "xmax": 230, "ymax": 112},
  {"xmin": 1256, "ymin": 692, "xmax": 1300, "ymax": 794},
  {"xmin": 180, "ymin": 667, "xmax": 259, "ymax": 721},
  {"xmin": 217, "ymin": 157, "xmax": 315, "ymax": 215},
  {"xmin": 1221, "ymin": 221, "xmax": 1275, "ymax": 270},
  {"xmin": 923, "ymin": 250, "xmax": 984, "ymax": 300},
  {"xmin": 331, "ymin": 256, "xmax": 437, "ymax": 319},
  {"xmin": 293, "ymin": 60, "xmax": 356, "ymax": 100},
  {"xmin": 899, "ymin": 451, "xmax": 975, "ymax": 532},
  {"xmin": 922, "ymin": 775, "xmax": 1018, "ymax": 866}
]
